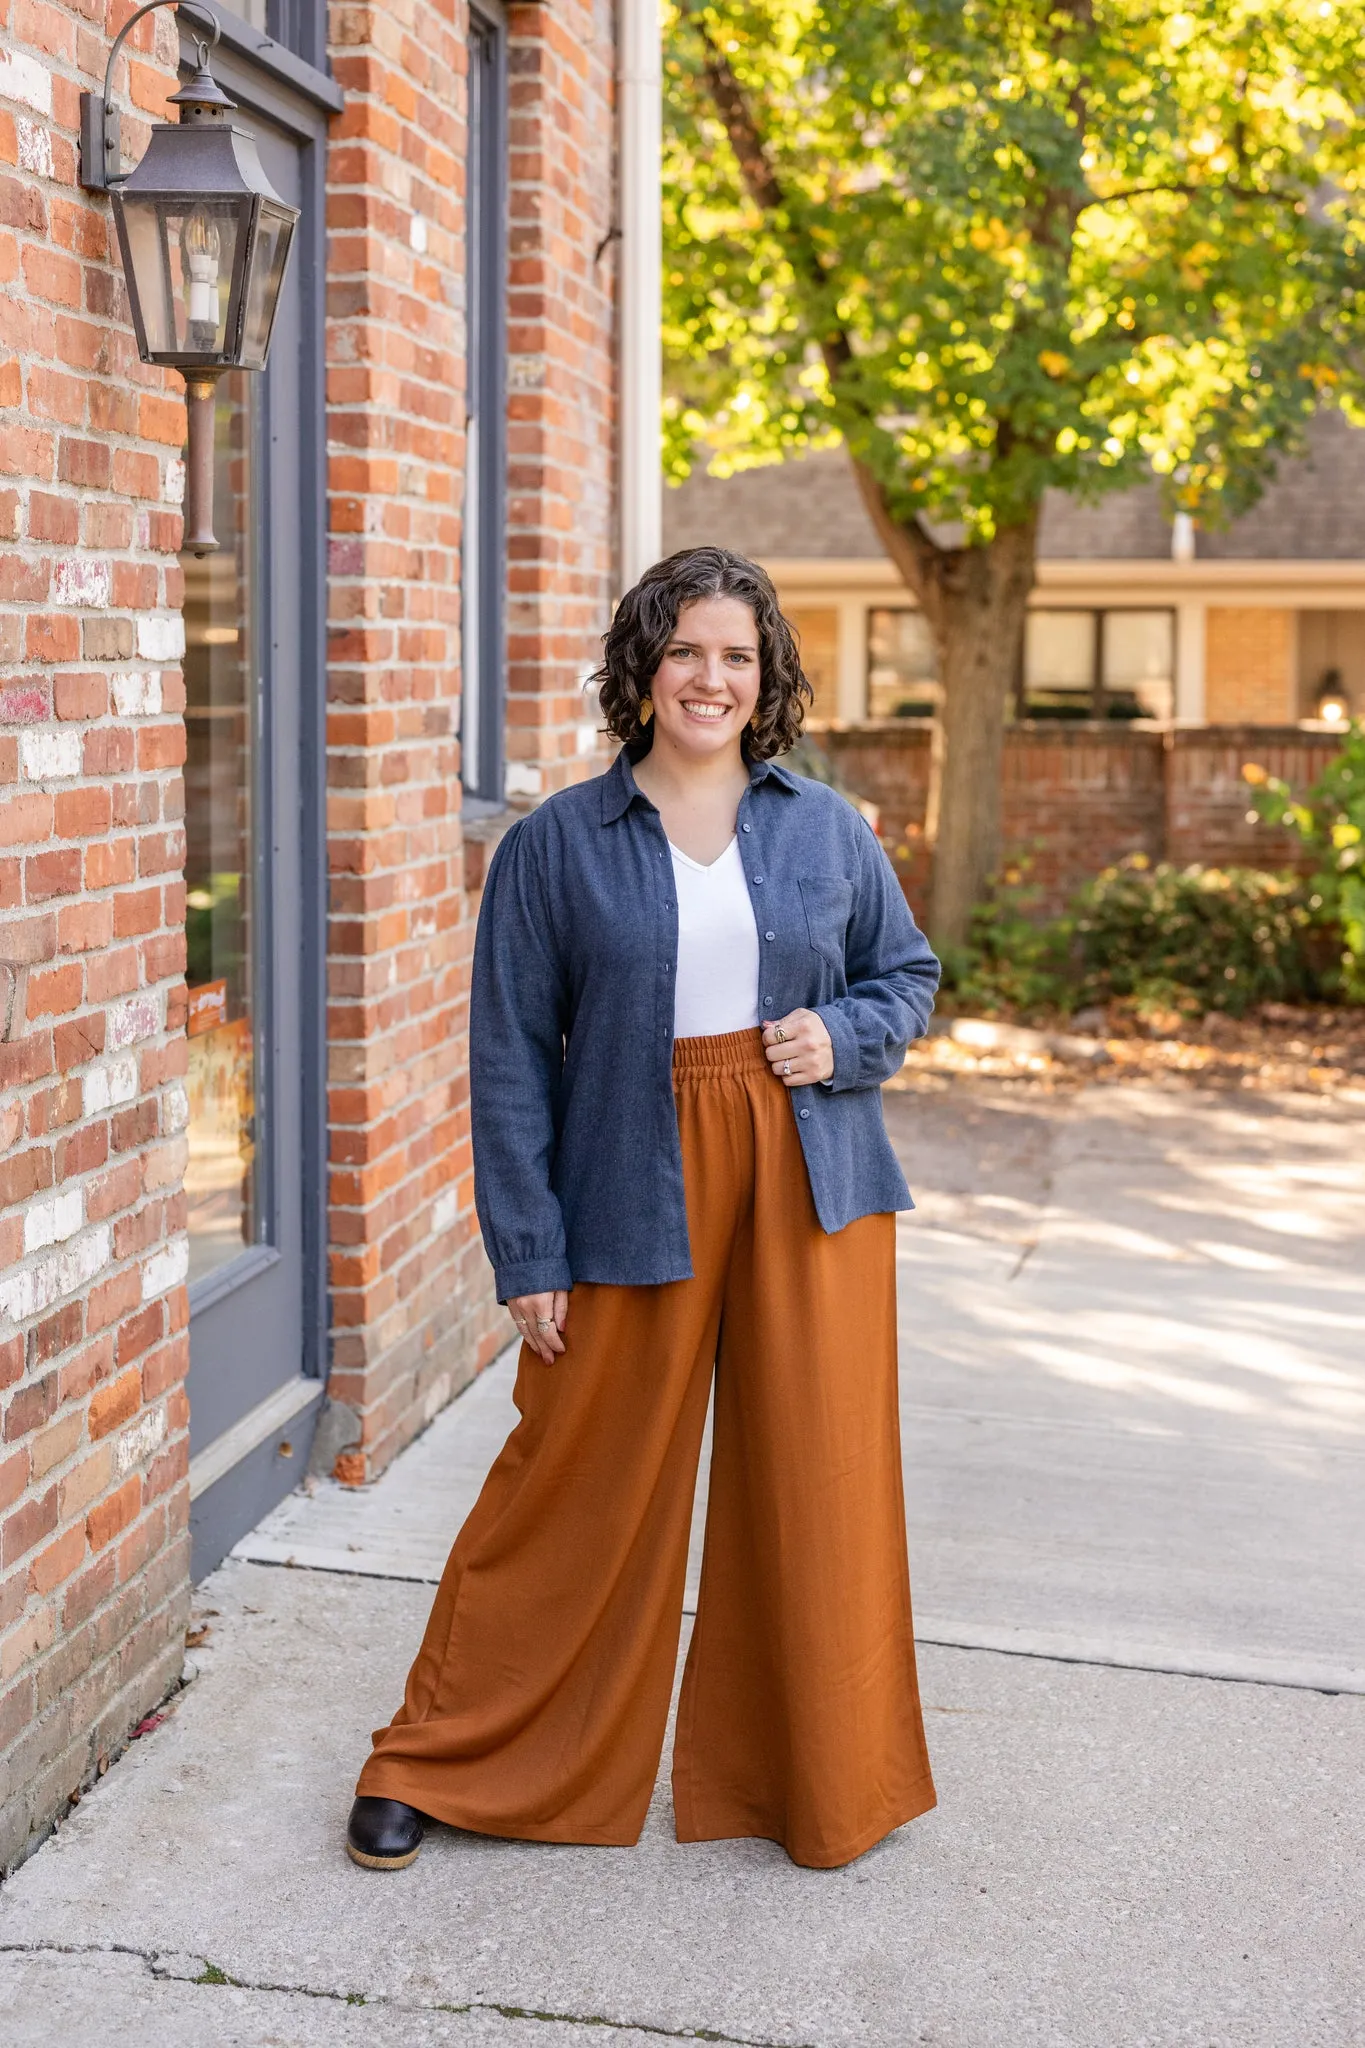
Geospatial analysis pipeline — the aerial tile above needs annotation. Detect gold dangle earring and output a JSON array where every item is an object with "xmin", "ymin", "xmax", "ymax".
[{"xmin": 638, "ymin": 697, "xmax": 653, "ymax": 727}]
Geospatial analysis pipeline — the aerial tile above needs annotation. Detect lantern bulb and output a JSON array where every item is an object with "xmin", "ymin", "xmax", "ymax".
[{"xmin": 181, "ymin": 210, "xmax": 222, "ymax": 346}]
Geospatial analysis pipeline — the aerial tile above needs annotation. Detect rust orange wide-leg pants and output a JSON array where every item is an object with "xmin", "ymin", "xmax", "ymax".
[{"xmin": 356, "ymin": 1028, "xmax": 936, "ymax": 1868}]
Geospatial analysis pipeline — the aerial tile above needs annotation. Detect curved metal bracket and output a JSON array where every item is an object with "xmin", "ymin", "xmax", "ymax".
[{"xmin": 79, "ymin": 0, "xmax": 221, "ymax": 191}]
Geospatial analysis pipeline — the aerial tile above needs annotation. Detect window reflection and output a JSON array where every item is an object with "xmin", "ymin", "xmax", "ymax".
[{"xmin": 182, "ymin": 373, "xmax": 258, "ymax": 1284}]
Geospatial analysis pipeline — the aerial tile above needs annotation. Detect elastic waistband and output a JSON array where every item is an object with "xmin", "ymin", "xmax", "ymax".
[{"xmin": 672, "ymin": 1027, "xmax": 769, "ymax": 1075}]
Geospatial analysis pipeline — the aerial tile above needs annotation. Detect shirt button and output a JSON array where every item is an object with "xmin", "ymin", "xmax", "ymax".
[
  {"xmin": 664, "ymin": 901, "xmax": 672, "ymax": 910},
  {"xmin": 764, "ymin": 931, "xmax": 775, "ymax": 942},
  {"xmin": 762, "ymin": 996, "xmax": 773, "ymax": 1008},
  {"xmin": 741, "ymin": 822, "xmax": 751, "ymax": 833},
  {"xmin": 799, "ymin": 1108, "xmax": 810, "ymax": 1119},
  {"xmin": 754, "ymin": 875, "xmax": 763, "ymax": 885}
]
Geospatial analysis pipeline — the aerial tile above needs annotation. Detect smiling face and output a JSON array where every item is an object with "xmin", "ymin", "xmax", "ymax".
[{"xmin": 645, "ymin": 595, "xmax": 763, "ymax": 764}]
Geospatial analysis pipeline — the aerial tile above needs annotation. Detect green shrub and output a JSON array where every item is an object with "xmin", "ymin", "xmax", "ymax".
[
  {"xmin": 938, "ymin": 860, "xmax": 1074, "ymax": 1018},
  {"xmin": 1070, "ymin": 856, "xmax": 1315, "ymax": 1018},
  {"xmin": 1244, "ymin": 723, "xmax": 1365, "ymax": 1001},
  {"xmin": 941, "ymin": 854, "xmax": 1318, "ymax": 1020}
]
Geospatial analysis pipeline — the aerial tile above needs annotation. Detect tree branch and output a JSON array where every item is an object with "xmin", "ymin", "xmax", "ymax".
[
  {"xmin": 1080, "ymin": 180, "xmax": 1275, "ymax": 210},
  {"xmin": 682, "ymin": 6, "xmax": 947, "ymax": 584}
]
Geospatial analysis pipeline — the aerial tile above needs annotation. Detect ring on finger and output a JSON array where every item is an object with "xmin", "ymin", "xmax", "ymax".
[
  {"xmin": 782, "ymin": 1058, "xmax": 792, "ymax": 1076},
  {"xmin": 535, "ymin": 1317, "xmax": 554, "ymax": 1330}
]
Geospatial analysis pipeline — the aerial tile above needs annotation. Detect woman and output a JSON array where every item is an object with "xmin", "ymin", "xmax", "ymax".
[{"xmin": 346, "ymin": 546, "xmax": 940, "ymax": 1872}]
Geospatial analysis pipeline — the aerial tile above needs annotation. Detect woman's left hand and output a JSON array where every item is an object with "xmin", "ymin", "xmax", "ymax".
[{"xmin": 762, "ymin": 1009, "xmax": 834, "ymax": 1087}]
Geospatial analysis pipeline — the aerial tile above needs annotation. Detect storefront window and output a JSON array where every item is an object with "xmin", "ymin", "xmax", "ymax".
[
  {"xmin": 866, "ymin": 607, "xmax": 939, "ymax": 717},
  {"xmin": 182, "ymin": 374, "xmax": 258, "ymax": 1285}
]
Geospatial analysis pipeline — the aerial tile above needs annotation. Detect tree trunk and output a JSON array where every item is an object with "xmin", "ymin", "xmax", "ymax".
[
  {"xmin": 922, "ymin": 521, "xmax": 1038, "ymax": 947},
  {"xmin": 849, "ymin": 462, "xmax": 1039, "ymax": 949}
]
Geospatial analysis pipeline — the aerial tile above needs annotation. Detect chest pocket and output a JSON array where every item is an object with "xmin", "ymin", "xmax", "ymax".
[{"xmin": 799, "ymin": 875, "xmax": 853, "ymax": 972}]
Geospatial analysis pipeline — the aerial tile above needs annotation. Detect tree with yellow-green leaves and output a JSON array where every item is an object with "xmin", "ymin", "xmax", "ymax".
[{"xmin": 663, "ymin": 0, "xmax": 1365, "ymax": 943}]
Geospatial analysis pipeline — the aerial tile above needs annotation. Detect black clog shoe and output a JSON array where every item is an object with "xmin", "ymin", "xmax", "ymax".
[{"xmin": 346, "ymin": 1795, "xmax": 426, "ymax": 1870}]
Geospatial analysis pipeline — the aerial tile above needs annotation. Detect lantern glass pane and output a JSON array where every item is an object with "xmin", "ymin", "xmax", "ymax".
[
  {"xmin": 120, "ymin": 197, "xmax": 245, "ymax": 360},
  {"xmin": 118, "ymin": 197, "xmax": 177, "ymax": 354},
  {"xmin": 239, "ymin": 205, "xmax": 295, "ymax": 370}
]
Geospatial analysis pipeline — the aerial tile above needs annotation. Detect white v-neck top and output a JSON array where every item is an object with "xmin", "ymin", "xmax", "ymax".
[{"xmin": 668, "ymin": 835, "xmax": 761, "ymax": 1038}]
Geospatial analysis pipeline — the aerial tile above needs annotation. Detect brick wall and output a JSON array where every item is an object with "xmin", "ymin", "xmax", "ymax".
[
  {"xmin": 322, "ymin": 0, "xmax": 617, "ymax": 1484},
  {"xmin": 1205, "ymin": 607, "xmax": 1295, "ymax": 724},
  {"xmin": 816, "ymin": 722, "xmax": 1341, "ymax": 923},
  {"xmin": 0, "ymin": 7, "xmax": 191, "ymax": 1872},
  {"xmin": 503, "ymin": 0, "xmax": 615, "ymax": 802}
]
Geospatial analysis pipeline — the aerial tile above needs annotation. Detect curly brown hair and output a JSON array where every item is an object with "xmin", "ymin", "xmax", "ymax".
[{"xmin": 592, "ymin": 546, "xmax": 813, "ymax": 760}]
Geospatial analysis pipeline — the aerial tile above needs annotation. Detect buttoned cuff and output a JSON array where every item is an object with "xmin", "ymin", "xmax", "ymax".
[
  {"xmin": 494, "ymin": 1254, "xmax": 573, "ymax": 1304},
  {"xmin": 813, "ymin": 1002, "xmax": 861, "ymax": 1092}
]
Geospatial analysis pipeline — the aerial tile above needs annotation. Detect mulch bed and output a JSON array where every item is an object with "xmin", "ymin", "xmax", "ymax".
[{"xmin": 891, "ymin": 1002, "xmax": 1365, "ymax": 1099}]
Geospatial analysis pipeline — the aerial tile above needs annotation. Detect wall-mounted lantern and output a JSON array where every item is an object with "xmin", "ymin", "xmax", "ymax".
[{"xmin": 79, "ymin": 1, "xmax": 299, "ymax": 555}]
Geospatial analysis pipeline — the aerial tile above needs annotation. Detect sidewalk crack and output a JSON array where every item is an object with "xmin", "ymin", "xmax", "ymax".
[{"xmin": 0, "ymin": 1941, "xmax": 816, "ymax": 2046}]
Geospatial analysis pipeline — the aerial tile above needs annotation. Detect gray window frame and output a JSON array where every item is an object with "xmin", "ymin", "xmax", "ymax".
[{"xmin": 461, "ymin": 0, "xmax": 509, "ymax": 808}]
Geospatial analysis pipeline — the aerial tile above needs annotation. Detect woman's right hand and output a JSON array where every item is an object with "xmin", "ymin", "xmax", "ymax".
[{"xmin": 507, "ymin": 1290, "xmax": 569, "ymax": 1363}]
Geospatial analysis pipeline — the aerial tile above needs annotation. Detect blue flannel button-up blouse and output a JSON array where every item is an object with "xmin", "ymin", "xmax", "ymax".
[{"xmin": 470, "ymin": 748, "xmax": 941, "ymax": 1302}]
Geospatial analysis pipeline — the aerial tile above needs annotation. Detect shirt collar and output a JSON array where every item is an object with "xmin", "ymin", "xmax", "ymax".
[{"xmin": 600, "ymin": 747, "xmax": 800, "ymax": 824}]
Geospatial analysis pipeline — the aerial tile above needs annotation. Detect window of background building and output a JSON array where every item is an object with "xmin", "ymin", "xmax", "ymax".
[
  {"xmin": 866, "ymin": 607, "xmax": 939, "ymax": 717},
  {"xmin": 1298, "ymin": 609, "xmax": 1365, "ymax": 719},
  {"xmin": 1023, "ymin": 608, "xmax": 1173, "ymax": 720}
]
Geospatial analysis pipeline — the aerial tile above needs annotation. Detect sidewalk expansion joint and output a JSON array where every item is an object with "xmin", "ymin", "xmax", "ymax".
[{"xmin": 0, "ymin": 1941, "xmax": 818, "ymax": 2047}]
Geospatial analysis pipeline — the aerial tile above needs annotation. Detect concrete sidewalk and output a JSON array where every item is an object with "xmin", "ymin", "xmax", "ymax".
[{"xmin": 1, "ymin": 1080, "xmax": 1362, "ymax": 2045}]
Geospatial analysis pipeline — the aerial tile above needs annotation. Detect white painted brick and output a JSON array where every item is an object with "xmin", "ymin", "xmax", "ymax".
[
  {"xmin": 56, "ymin": 1225, "xmax": 112, "ymax": 1302},
  {"xmin": 16, "ymin": 117, "xmax": 54, "ymax": 178},
  {"xmin": 53, "ymin": 558, "xmax": 112, "ymax": 608},
  {"xmin": 164, "ymin": 457, "xmax": 186, "ymax": 506},
  {"xmin": 422, "ymin": 1371, "xmax": 452, "ymax": 1424},
  {"xmin": 107, "ymin": 993, "xmax": 161, "ymax": 1050},
  {"xmin": 431, "ymin": 1188, "xmax": 457, "ymax": 1234},
  {"xmin": 163, "ymin": 1082, "xmax": 189, "ymax": 1134},
  {"xmin": 19, "ymin": 730, "xmax": 82, "ymax": 781},
  {"xmin": 0, "ymin": 50, "xmax": 53, "ymax": 115},
  {"xmin": 83, "ymin": 1055, "xmax": 139, "ymax": 1117},
  {"xmin": 23, "ymin": 1187, "xmax": 83, "ymax": 1255},
  {"xmin": 141, "ymin": 1237, "xmax": 188, "ymax": 1303},
  {"xmin": 114, "ymin": 1405, "xmax": 167, "ymax": 1478},
  {"xmin": 409, "ymin": 212, "xmax": 428, "ymax": 253},
  {"xmin": 0, "ymin": 1226, "xmax": 112, "ymax": 1327},
  {"xmin": 136, "ymin": 614, "xmax": 186, "ymax": 661},
  {"xmin": 111, "ymin": 671, "xmax": 163, "ymax": 718},
  {"xmin": 505, "ymin": 762, "xmax": 543, "ymax": 797}
]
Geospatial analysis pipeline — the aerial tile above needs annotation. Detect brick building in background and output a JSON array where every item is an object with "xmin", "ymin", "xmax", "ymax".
[
  {"xmin": 666, "ymin": 430, "xmax": 1363, "ymax": 915},
  {"xmin": 0, "ymin": 0, "xmax": 630, "ymax": 1872}
]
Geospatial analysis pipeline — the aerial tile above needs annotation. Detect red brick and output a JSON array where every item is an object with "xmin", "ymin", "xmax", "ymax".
[
  {"xmin": 30, "ymin": 1521, "xmax": 86, "ymax": 1596},
  {"xmin": 25, "ymin": 960, "xmax": 84, "ymax": 1016},
  {"xmin": 26, "ymin": 612, "xmax": 81, "ymax": 663},
  {"xmin": 87, "ymin": 1474, "xmax": 140, "ymax": 1553},
  {"xmin": 88, "ymin": 1368, "xmax": 142, "ymax": 1441},
  {"xmin": 53, "ymin": 671, "xmax": 108, "ymax": 721},
  {"xmin": 4, "ymin": 1372, "xmax": 58, "ymax": 1442},
  {"xmin": 27, "ymin": 489, "xmax": 80, "ymax": 544},
  {"xmin": 52, "ymin": 1009, "xmax": 104, "ymax": 1069},
  {"xmin": 2, "ymin": 1483, "xmax": 57, "ymax": 1567},
  {"xmin": 86, "ymin": 1265, "xmax": 141, "ymax": 1334}
]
